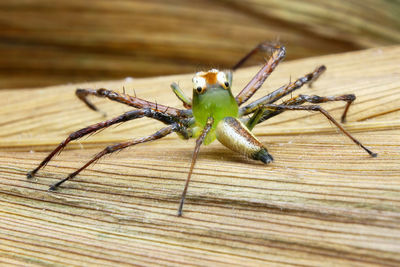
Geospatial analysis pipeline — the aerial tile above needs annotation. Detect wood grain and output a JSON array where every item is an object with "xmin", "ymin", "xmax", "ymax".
[
  {"xmin": 0, "ymin": 46, "xmax": 400, "ymax": 266},
  {"xmin": 1, "ymin": 0, "xmax": 399, "ymax": 88}
]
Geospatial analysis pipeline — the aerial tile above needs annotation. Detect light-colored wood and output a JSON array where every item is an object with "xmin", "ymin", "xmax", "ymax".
[
  {"xmin": 1, "ymin": 0, "xmax": 399, "ymax": 88},
  {"xmin": 0, "ymin": 46, "xmax": 400, "ymax": 266}
]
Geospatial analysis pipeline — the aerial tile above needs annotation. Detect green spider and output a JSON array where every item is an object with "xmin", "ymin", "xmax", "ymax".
[{"xmin": 27, "ymin": 43, "xmax": 377, "ymax": 216}]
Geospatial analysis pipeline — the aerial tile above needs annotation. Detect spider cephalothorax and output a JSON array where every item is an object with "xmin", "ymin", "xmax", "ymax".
[
  {"xmin": 27, "ymin": 42, "xmax": 377, "ymax": 216},
  {"xmin": 191, "ymin": 69, "xmax": 238, "ymax": 143}
]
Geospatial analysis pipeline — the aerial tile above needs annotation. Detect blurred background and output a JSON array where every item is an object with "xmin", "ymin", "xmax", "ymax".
[{"xmin": 1, "ymin": 0, "xmax": 399, "ymax": 89}]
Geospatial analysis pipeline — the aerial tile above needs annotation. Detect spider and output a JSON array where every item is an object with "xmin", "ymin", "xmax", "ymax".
[{"xmin": 27, "ymin": 42, "xmax": 377, "ymax": 216}]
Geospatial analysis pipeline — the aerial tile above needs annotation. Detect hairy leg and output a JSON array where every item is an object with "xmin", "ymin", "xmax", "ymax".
[
  {"xmin": 27, "ymin": 109, "xmax": 186, "ymax": 178},
  {"xmin": 235, "ymin": 43, "xmax": 286, "ymax": 106},
  {"xmin": 49, "ymin": 124, "xmax": 180, "ymax": 191},
  {"xmin": 232, "ymin": 42, "xmax": 283, "ymax": 71},
  {"xmin": 178, "ymin": 117, "xmax": 214, "ymax": 216},
  {"xmin": 76, "ymin": 88, "xmax": 192, "ymax": 118},
  {"xmin": 255, "ymin": 94, "xmax": 356, "ymax": 126},
  {"xmin": 240, "ymin": 65, "xmax": 326, "ymax": 116},
  {"xmin": 261, "ymin": 104, "xmax": 377, "ymax": 157}
]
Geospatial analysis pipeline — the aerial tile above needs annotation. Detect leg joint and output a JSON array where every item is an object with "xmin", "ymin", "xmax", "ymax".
[
  {"xmin": 308, "ymin": 105, "xmax": 322, "ymax": 111},
  {"xmin": 105, "ymin": 145, "xmax": 115, "ymax": 154},
  {"xmin": 97, "ymin": 88, "xmax": 111, "ymax": 97},
  {"xmin": 346, "ymin": 94, "xmax": 356, "ymax": 102}
]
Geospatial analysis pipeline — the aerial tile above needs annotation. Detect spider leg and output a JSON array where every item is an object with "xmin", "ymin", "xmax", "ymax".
[
  {"xmin": 257, "ymin": 94, "xmax": 356, "ymax": 125},
  {"xmin": 49, "ymin": 124, "xmax": 180, "ymax": 191},
  {"xmin": 261, "ymin": 104, "xmax": 377, "ymax": 157},
  {"xmin": 178, "ymin": 117, "xmax": 214, "ymax": 217},
  {"xmin": 27, "ymin": 109, "xmax": 187, "ymax": 179},
  {"xmin": 235, "ymin": 43, "xmax": 286, "ymax": 106},
  {"xmin": 170, "ymin": 82, "xmax": 192, "ymax": 109},
  {"xmin": 76, "ymin": 88, "xmax": 192, "ymax": 118},
  {"xmin": 239, "ymin": 65, "xmax": 326, "ymax": 116},
  {"xmin": 232, "ymin": 41, "xmax": 282, "ymax": 71}
]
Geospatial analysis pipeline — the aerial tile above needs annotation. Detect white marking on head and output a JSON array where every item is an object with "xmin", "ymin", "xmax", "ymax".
[
  {"xmin": 192, "ymin": 76, "xmax": 206, "ymax": 91},
  {"xmin": 217, "ymin": 71, "xmax": 228, "ymax": 86}
]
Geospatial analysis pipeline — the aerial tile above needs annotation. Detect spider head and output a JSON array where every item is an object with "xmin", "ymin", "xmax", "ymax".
[
  {"xmin": 192, "ymin": 69, "xmax": 231, "ymax": 95},
  {"xmin": 191, "ymin": 69, "xmax": 238, "ymax": 130}
]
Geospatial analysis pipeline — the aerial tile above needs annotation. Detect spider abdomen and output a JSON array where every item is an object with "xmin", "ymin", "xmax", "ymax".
[{"xmin": 216, "ymin": 117, "xmax": 273, "ymax": 164}]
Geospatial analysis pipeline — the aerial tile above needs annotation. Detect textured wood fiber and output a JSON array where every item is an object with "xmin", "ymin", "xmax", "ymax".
[
  {"xmin": 0, "ymin": 0, "xmax": 399, "ymax": 88},
  {"xmin": 0, "ymin": 46, "xmax": 400, "ymax": 266}
]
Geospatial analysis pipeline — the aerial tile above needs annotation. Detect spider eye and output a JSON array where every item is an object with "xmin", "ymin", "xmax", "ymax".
[
  {"xmin": 196, "ymin": 86, "xmax": 203, "ymax": 93},
  {"xmin": 224, "ymin": 81, "xmax": 230, "ymax": 88}
]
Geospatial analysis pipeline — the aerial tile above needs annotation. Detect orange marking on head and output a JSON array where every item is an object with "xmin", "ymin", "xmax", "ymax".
[{"xmin": 200, "ymin": 72, "xmax": 218, "ymax": 85}]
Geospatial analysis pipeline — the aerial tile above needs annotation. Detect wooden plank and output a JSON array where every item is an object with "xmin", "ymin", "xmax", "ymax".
[
  {"xmin": 0, "ymin": 46, "xmax": 399, "ymax": 266},
  {"xmin": 1, "ymin": 0, "xmax": 399, "ymax": 88}
]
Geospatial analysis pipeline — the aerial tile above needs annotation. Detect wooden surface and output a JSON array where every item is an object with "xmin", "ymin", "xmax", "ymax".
[
  {"xmin": 1, "ymin": 46, "xmax": 400, "ymax": 266},
  {"xmin": 1, "ymin": 0, "xmax": 399, "ymax": 88}
]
